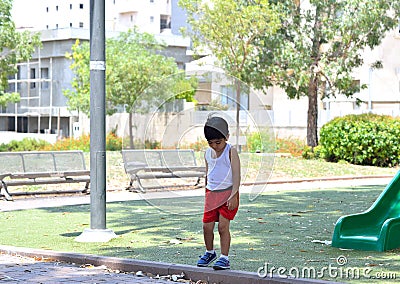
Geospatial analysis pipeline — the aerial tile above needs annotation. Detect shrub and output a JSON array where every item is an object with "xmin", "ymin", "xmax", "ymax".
[
  {"xmin": 182, "ymin": 137, "xmax": 208, "ymax": 151},
  {"xmin": 246, "ymin": 131, "xmax": 275, "ymax": 153},
  {"xmin": 319, "ymin": 113, "xmax": 400, "ymax": 167},
  {"xmin": 106, "ymin": 133, "xmax": 123, "ymax": 151},
  {"xmin": 0, "ymin": 138, "xmax": 50, "ymax": 152},
  {"xmin": 302, "ymin": 145, "xmax": 324, "ymax": 159},
  {"xmin": 42, "ymin": 133, "xmax": 123, "ymax": 152},
  {"xmin": 42, "ymin": 134, "xmax": 91, "ymax": 151},
  {"xmin": 275, "ymin": 137, "xmax": 306, "ymax": 157}
]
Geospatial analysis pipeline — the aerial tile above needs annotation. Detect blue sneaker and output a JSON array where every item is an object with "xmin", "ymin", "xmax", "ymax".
[
  {"xmin": 197, "ymin": 251, "xmax": 217, "ymax": 267},
  {"xmin": 213, "ymin": 257, "xmax": 230, "ymax": 270}
]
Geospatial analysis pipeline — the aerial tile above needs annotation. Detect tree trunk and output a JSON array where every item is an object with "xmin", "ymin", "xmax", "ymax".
[
  {"xmin": 307, "ymin": 74, "xmax": 319, "ymax": 147},
  {"xmin": 129, "ymin": 112, "xmax": 134, "ymax": 149},
  {"xmin": 307, "ymin": 5, "xmax": 321, "ymax": 148}
]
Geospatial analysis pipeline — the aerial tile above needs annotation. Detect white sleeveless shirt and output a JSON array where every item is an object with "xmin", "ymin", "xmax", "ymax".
[{"xmin": 205, "ymin": 143, "xmax": 233, "ymax": 191}]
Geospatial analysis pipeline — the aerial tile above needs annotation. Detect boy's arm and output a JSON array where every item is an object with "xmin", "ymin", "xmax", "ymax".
[
  {"xmin": 204, "ymin": 151, "xmax": 208, "ymax": 189},
  {"xmin": 227, "ymin": 146, "xmax": 240, "ymax": 210}
]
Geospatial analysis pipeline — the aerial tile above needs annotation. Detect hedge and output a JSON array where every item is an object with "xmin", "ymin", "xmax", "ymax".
[{"xmin": 319, "ymin": 113, "xmax": 400, "ymax": 167}]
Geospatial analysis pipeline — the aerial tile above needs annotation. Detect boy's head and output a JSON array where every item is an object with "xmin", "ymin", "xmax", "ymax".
[{"xmin": 204, "ymin": 116, "xmax": 229, "ymax": 141}]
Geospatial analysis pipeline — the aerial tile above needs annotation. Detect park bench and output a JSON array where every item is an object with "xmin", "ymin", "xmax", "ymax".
[
  {"xmin": 0, "ymin": 150, "xmax": 90, "ymax": 201},
  {"xmin": 121, "ymin": 149, "xmax": 206, "ymax": 192}
]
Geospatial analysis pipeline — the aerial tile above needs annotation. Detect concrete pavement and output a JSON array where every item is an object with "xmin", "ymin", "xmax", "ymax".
[{"xmin": 0, "ymin": 252, "xmax": 172, "ymax": 283}]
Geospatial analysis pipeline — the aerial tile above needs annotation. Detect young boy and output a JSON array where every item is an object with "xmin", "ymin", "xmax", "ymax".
[{"xmin": 197, "ymin": 116, "xmax": 241, "ymax": 270}]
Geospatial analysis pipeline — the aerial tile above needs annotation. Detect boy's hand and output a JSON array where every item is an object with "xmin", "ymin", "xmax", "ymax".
[{"xmin": 227, "ymin": 194, "xmax": 239, "ymax": 210}]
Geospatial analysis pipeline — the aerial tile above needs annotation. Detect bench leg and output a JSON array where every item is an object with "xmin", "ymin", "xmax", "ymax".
[
  {"xmin": 82, "ymin": 182, "xmax": 90, "ymax": 194},
  {"xmin": 135, "ymin": 176, "xmax": 146, "ymax": 193},
  {"xmin": 126, "ymin": 175, "xmax": 146, "ymax": 193},
  {"xmin": 0, "ymin": 181, "xmax": 13, "ymax": 201}
]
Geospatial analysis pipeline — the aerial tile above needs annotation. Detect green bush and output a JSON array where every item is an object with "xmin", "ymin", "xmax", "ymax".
[
  {"xmin": 43, "ymin": 133, "xmax": 123, "ymax": 152},
  {"xmin": 0, "ymin": 138, "xmax": 50, "ymax": 152},
  {"xmin": 319, "ymin": 113, "xmax": 400, "ymax": 167},
  {"xmin": 302, "ymin": 145, "xmax": 325, "ymax": 160},
  {"xmin": 246, "ymin": 131, "xmax": 275, "ymax": 153}
]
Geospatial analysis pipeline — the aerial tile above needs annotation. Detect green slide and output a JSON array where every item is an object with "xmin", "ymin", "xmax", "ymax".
[{"xmin": 332, "ymin": 170, "xmax": 400, "ymax": 251}]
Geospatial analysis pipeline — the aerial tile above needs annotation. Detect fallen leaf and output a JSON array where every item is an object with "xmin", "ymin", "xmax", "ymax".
[
  {"xmin": 168, "ymin": 239, "xmax": 183, "ymax": 245},
  {"xmin": 311, "ymin": 240, "xmax": 332, "ymax": 245}
]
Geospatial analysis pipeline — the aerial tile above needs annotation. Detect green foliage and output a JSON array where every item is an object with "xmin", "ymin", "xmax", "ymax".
[
  {"xmin": 249, "ymin": 0, "xmax": 400, "ymax": 146},
  {"xmin": 302, "ymin": 145, "xmax": 325, "ymax": 160},
  {"xmin": 0, "ymin": 0, "xmax": 41, "ymax": 106},
  {"xmin": 319, "ymin": 114, "xmax": 400, "ymax": 167},
  {"xmin": 0, "ymin": 138, "xmax": 50, "ymax": 152},
  {"xmin": 65, "ymin": 29, "xmax": 197, "ymax": 117},
  {"xmin": 65, "ymin": 29, "xmax": 197, "ymax": 148},
  {"xmin": 64, "ymin": 39, "xmax": 90, "ymax": 115},
  {"xmin": 180, "ymin": 0, "xmax": 281, "ymax": 82},
  {"xmin": 0, "ymin": 133, "xmax": 122, "ymax": 152},
  {"xmin": 246, "ymin": 131, "xmax": 275, "ymax": 153},
  {"xmin": 42, "ymin": 133, "xmax": 123, "ymax": 152}
]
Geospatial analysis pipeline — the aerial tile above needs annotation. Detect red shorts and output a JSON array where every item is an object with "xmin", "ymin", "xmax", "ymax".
[{"xmin": 203, "ymin": 188, "xmax": 239, "ymax": 223}]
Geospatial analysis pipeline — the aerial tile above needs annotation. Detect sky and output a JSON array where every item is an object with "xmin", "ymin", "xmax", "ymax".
[{"xmin": 11, "ymin": 0, "xmax": 40, "ymax": 28}]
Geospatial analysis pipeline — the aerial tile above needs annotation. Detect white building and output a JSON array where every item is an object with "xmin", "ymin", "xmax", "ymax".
[{"xmin": 12, "ymin": 0, "xmax": 171, "ymax": 34}]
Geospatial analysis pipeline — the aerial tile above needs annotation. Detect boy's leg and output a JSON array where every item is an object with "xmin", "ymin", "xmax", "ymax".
[
  {"xmin": 197, "ymin": 221, "xmax": 217, "ymax": 267},
  {"xmin": 213, "ymin": 215, "xmax": 231, "ymax": 270},
  {"xmin": 203, "ymin": 221, "xmax": 215, "ymax": 251},
  {"xmin": 217, "ymin": 215, "xmax": 231, "ymax": 256}
]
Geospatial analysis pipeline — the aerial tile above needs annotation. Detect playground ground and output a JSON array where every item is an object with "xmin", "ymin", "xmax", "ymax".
[{"xmin": 1, "ymin": 177, "xmax": 399, "ymax": 283}]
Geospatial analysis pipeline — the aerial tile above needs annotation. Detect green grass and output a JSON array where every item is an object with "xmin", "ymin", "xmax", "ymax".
[{"xmin": 1, "ymin": 185, "xmax": 400, "ymax": 283}]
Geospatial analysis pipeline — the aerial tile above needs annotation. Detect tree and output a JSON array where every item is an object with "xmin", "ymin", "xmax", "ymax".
[
  {"xmin": 64, "ymin": 39, "xmax": 90, "ymax": 115},
  {"xmin": 179, "ymin": 0, "xmax": 281, "ymax": 146},
  {"xmin": 250, "ymin": 0, "xmax": 400, "ymax": 147},
  {"xmin": 0, "ymin": 0, "xmax": 41, "ymax": 106},
  {"xmin": 65, "ymin": 28, "xmax": 197, "ymax": 148}
]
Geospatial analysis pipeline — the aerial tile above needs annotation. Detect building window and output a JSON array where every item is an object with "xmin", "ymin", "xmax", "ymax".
[
  {"xmin": 56, "ymin": 24, "xmax": 58, "ymax": 29},
  {"xmin": 46, "ymin": 25, "xmax": 49, "ymax": 29},
  {"xmin": 150, "ymin": 0, "xmax": 154, "ymax": 3},
  {"xmin": 41, "ymin": 68, "xmax": 49, "ymax": 89},
  {"xmin": 160, "ymin": 18, "xmax": 169, "ymax": 30},
  {"xmin": 70, "ymin": 4, "xmax": 72, "ymax": 9},
  {"xmin": 130, "ymin": 15, "xmax": 133, "ymax": 22},
  {"xmin": 79, "ymin": 22, "xmax": 84, "ymax": 28},
  {"xmin": 56, "ymin": 5, "xmax": 58, "ymax": 11},
  {"xmin": 70, "ymin": 23, "xmax": 73, "ymax": 27},
  {"xmin": 46, "ymin": 7, "xmax": 49, "ymax": 12},
  {"xmin": 30, "ymin": 68, "xmax": 36, "ymax": 89},
  {"xmin": 150, "ymin": 16, "xmax": 154, "ymax": 23},
  {"xmin": 80, "ymin": 3, "xmax": 84, "ymax": 9},
  {"xmin": 220, "ymin": 85, "xmax": 249, "ymax": 110}
]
